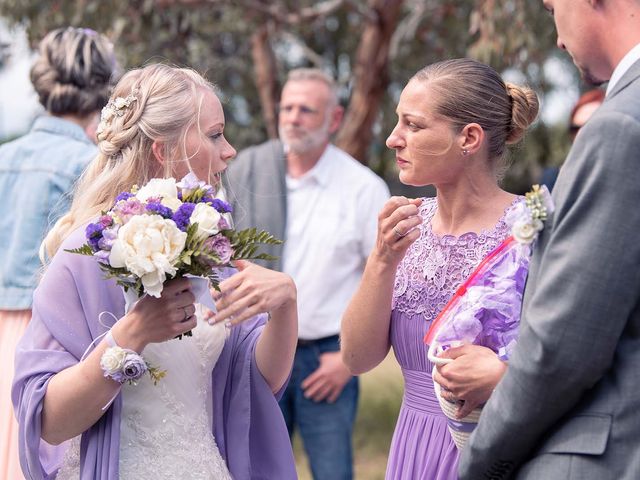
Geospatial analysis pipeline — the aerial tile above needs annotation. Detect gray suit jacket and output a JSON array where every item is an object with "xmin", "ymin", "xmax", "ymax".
[
  {"xmin": 224, "ymin": 139, "xmax": 287, "ymax": 271},
  {"xmin": 459, "ymin": 60, "xmax": 640, "ymax": 480}
]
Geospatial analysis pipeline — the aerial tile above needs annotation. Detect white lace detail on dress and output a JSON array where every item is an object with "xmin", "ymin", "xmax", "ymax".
[
  {"xmin": 392, "ymin": 197, "xmax": 515, "ymax": 323},
  {"xmin": 56, "ymin": 311, "xmax": 232, "ymax": 480}
]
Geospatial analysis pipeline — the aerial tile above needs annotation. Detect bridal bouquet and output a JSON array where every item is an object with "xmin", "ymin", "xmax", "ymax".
[
  {"xmin": 424, "ymin": 185, "xmax": 554, "ymax": 449},
  {"xmin": 67, "ymin": 173, "xmax": 281, "ymax": 326}
]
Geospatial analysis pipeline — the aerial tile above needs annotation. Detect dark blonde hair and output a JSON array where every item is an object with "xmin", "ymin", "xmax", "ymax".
[
  {"xmin": 43, "ymin": 64, "xmax": 217, "ymax": 257},
  {"xmin": 30, "ymin": 27, "xmax": 119, "ymax": 116},
  {"xmin": 413, "ymin": 58, "xmax": 539, "ymax": 160}
]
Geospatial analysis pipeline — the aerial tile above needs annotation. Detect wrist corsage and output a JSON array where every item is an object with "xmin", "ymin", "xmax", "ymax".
[{"xmin": 100, "ymin": 331, "xmax": 165, "ymax": 385}]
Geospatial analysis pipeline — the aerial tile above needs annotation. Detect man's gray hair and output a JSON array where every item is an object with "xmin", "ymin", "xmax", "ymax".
[{"xmin": 286, "ymin": 68, "xmax": 339, "ymax": 106}]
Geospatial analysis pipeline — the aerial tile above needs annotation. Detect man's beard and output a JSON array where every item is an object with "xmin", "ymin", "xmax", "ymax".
[{"xmin": 280, "ymin": 122, "xmax": 330, "ymax": 154}]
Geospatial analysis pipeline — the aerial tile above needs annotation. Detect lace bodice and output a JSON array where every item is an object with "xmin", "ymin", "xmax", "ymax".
[
  {"xmin": 57, "ymin": 312, "xmax": 232, "ymax": 479},
  {"xmin": 392, "ymin": 197, "xmax": 515, "ymax": 324}
]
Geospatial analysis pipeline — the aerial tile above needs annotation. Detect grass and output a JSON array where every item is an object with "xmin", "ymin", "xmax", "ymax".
[{"xmin": 294, "ymin": 353, "xmax": 404, "ymax": 479}]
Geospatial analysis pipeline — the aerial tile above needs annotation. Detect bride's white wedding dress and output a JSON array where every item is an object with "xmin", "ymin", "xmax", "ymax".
[{"xmin": 57, "ymin": 313, "xmax": 232, "ymax": 479}]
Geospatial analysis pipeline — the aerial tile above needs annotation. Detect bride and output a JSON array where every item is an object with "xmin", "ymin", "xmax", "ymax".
[{"xmin": 13, "ymin": 64, "xmax": 298, "ymax": 480}]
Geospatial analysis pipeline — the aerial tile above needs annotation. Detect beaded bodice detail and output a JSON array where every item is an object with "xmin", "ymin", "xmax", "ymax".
[{"xmin": 392, "ymin": 197, "xmax": 515, "ymax": 325}]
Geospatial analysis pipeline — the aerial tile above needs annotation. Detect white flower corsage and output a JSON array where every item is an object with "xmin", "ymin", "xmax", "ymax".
[
  {"xmin": 508, "ymin": 184, "xmax": 555, "ymax": 245},
  {"xmin": 100, "ymin": 330, "xmax": 165, "ymax": 385}
]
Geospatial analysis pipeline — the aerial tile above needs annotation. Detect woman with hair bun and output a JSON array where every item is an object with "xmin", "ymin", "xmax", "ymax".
[
  {"xmin": 0, "ymin": 26, "xmax": 119, "ymax": 480},
  {"xmin": 12, "ymin": 62, "xmax": 298, "ymax": 480},
  {"xmin": 341, "ymin": 58, "xmax": 539, "ymax": 479}
]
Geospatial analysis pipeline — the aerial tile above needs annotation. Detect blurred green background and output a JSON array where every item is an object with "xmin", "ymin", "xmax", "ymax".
[{"xmin": 0, "ymin": 0, "xmax": 583, "ymax": 196}]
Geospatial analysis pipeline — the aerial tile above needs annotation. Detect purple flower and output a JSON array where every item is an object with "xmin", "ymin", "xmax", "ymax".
[
  {"xmin": 94, "ymin": 249, "xmax": 111, "ymax": 263},
  {"xmin": 176, "ymin": 172, "xmax": 205, "ymax": 191},
  {"xmin": 115, "ymin": 191, "xmax": 135, "ymax": 203},
  {"xmin": 146, "ymin": 200, "xmax": 173, "ymax": 219},
  {"xmin": 112, "ymin": 197, "xmax": 145, "ymax": 223},
  {"xmin": 210, "ymin": 199, "xmax": 233, "ymax": 214},
  {"xmin": 85, "ymin": 222, "xmax": 105, "ymax": 251},
  {"xmin": 99, "ymin": 215, "xmax": 114, "ymax": 228},
  {"xmin": 172, "ymin": 203, "xmax": 196, "ymax": 231},
  {"xmin": 98, "ymin": 225, "xmax": 119, "ymax": 250},
  {"xmin": 201, "ymin": 233, "xmax": 233, "ymax": 265},
  {"xmin": 218, "ymin": 217, "xmax": 230, "ymax": 230},
  {"xmin": 121, "ymin": 353, "xmax": 148, "ymax": 381}
]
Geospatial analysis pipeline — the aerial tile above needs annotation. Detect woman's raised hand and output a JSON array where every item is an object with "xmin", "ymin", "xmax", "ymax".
[
  {"xmin": 207, "ymin": 260, "xmax": 297, "ymax": 327},
  {"xmin": 113, "ymin": 277, "xmax": 197, "ymax": 352},
  {"xmin": 373, "ymin": 196, "xmax": 423, "ymax": 267}
]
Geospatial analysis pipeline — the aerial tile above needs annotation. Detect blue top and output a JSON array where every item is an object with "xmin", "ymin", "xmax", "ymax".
[{"xmin": 0, "ymin": 116, "xmax": 96, "ymax": 309}]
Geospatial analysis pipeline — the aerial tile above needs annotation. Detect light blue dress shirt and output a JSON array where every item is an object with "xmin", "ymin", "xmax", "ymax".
[{"xmin": 0, "ymin": 116, "xmax": 96, "ymax": 309}]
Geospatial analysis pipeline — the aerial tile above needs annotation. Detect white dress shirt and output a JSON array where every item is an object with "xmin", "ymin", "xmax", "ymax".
[
  {"xmin": 282, "ymin": 144, "xmax": 389, "ymax": 340},
  {"xmin": 606, "ymin": 42, "xmax": 640, "ymax": 96}
]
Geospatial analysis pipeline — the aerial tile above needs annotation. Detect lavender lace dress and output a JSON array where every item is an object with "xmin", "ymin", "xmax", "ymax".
[{"xmin": 386, "ymin": 197, "xmax": 515, "ymax": 480}]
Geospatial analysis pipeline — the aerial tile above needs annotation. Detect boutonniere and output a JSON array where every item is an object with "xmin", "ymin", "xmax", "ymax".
[{"xmin": 509, "ymin": 184, "xmax": 555, "ymax": 245}]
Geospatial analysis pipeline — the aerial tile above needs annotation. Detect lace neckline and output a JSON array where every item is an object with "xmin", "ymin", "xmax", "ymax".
[{"xmin": 424, "ymin": 197, "xmax": 519, "ymax": 246}]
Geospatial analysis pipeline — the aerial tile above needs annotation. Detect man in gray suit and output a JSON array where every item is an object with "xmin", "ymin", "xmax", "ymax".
[{"xmin": 460, "ymin": 1, "xmax": 640, "ymax": 479}]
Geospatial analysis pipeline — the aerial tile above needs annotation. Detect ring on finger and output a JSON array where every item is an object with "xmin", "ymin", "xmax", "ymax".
[{"xmin": 393, "ymin": 226, "xmax": 406, "ymax": 238}]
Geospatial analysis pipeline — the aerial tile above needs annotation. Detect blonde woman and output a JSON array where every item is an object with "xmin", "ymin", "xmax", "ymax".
[
  {"xmin": 341, "ymin": 58, "xmax": 539, "ymax": 479},
  {"xmin": 0, "ymin": 27, "xmax": 118, "ymax": 480},
  {"xmin": 12, "ymin": 64, "xmax": 298, "ymax": 479}
]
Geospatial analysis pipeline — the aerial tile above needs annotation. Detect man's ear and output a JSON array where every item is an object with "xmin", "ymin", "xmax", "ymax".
[
  {"xmin": 328, "ymin": 105, "xmax": 344, "ymax": 135},
  {"xmin": 151, "ymin": 140, "xmax": 166, "ymax": 167},
  {"xmin": 458, "ymin": 123, "xmax": 484, "ymax": 155}
]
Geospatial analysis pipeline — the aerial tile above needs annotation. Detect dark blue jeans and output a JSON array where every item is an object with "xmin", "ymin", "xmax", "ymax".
[{"xmin": 279, "ymin": 335, "xmax": 359, "ymax": 480}]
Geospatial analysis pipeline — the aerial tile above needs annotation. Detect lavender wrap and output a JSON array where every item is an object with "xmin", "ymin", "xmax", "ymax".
[{"xmin": 11, "ymin": 227, "xmax": 296, "ymax": 480}]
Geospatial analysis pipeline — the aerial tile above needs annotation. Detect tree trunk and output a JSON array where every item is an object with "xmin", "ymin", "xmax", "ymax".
[
  {"xmin": 250, "ymin": 24, "xmax": 280, "ymax": 139},
  {"xmin": 335, "ymin": 0, "xmax": 404, "ymax": 165}
]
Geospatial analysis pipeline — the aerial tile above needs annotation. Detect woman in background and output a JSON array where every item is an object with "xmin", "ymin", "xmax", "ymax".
[{"xmin": 0, "ymin": 27, "xmax": 118, "ymax": 480}]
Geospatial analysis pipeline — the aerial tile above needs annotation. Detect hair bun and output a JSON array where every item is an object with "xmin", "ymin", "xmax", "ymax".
[{"xmin": 505, "ymin": 83, "xmax": 539, "ymax": 144}]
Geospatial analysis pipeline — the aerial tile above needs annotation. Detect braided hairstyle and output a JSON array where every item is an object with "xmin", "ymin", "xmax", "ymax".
[
  {"xmin": 43, "ymin": 64, "xmax": 217, "ymax": 258},
  {"xmin": 30, "ymin": 27, "xmax": 119, "ymax": 117}
]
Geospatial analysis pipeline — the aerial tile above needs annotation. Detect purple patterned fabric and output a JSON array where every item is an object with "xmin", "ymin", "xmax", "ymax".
[
  {"xmin": 386, "ymin": 197, "xmax": 518, "ymax": 479},
  {"xmin": 432, "ymin": 240, "xmax": 530, "ymax": 360},
  {"xmin": 11, "ymin": 226, "xmax": 296, "ymax": 480}
]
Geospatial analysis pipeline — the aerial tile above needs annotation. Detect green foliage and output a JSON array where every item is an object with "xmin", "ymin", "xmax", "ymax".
[
  {"xmin": 229, "ymin": 227, "xmax": 282, "ymax": 261},
  {"xmin": 64, "ymin": 244, "xmax": 94, "ymax": 256},
  {"xmin": 0, "ymin": 0, "xmax": 576, "ymax": 188}
]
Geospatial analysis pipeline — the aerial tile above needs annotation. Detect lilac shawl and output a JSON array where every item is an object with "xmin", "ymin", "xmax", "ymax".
[{"xmin": 12, "ymin": 227, "xmax": 296, "ymax": 479}]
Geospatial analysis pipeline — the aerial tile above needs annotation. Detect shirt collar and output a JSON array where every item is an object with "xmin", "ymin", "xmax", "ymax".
[
  {"xmin": 30, "ymin": 115, "xmax": 94, "ymax": 145},
  {"xmin": 287, "ymin": 144, "xmax": 333, "ymax": 188},
  {"xmin": 606, "ymin": 42, "xmax": 640, "ymax": 97}
]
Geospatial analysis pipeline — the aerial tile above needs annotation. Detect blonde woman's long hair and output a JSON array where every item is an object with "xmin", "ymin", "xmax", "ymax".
[{"xmin": 42, "ymin": 63, "xmax": 216, "ymax": 259}]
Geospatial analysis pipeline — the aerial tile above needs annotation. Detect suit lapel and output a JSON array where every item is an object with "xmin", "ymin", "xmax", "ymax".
[{"xmin": 607, "ymin": 58, "xmax": 640, "ymax": 101}]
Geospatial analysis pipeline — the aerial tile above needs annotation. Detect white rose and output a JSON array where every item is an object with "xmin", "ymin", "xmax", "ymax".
[
  {"xmin": 512, "ymin": 220, "xmax": 537, "ymax": 244},
  {"xmin": 109, "ymin": 214, "xmax": 187, "ymax": 297},
  {"xmin": 101, "ymin": 106, "xmax": 115, "ymax": 122},
  {"xmin": 114, "ymin": 96, "xmax": 128, "ymax": 110},
  {"xmin": 532, "ymin": 218, "xmax": 544, "ymax": 232},
  {"xmin": 189, "ymin": 203, "xmax": 222, "ymax": 240},
  {"xmin": 100, "ymin": 346, "xmax": 127, "ymax": 374},
  {"xmin": 136, "ymin": 178, "xmax": 182, "ymax": 211}
]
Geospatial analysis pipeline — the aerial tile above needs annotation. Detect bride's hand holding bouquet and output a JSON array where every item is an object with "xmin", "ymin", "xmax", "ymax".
[{"xmin": 68, "ymin": 172, "xmax": 282, "ymax": 338}]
